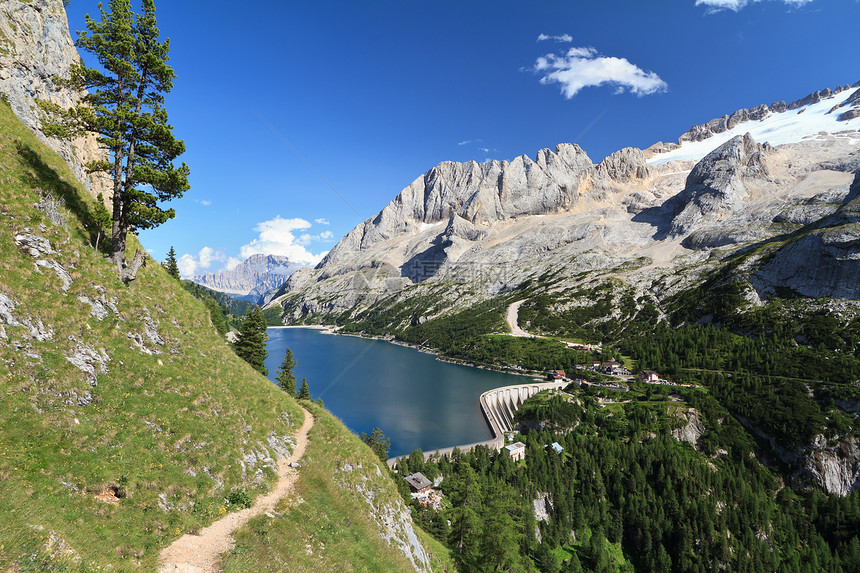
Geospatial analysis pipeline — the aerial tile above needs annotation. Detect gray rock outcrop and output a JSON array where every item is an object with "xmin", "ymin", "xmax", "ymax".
[
  {"xmin": 679, "ymin": 104, "xmax": 771, "ymax": 143},
  {"xmin": 65, "ymin": 342, "xmax": 110, "ymax": 387},
  {"xmin": 670, "ymin": 133, "xmax": 771, "ymax": 236},
  {"xmin": 672, "ymin": 409, "xmax": 705, "ymax": 447},
  {"xmin": 0, "ymin": 0, "xmax": 107, "ymax": 196},
  {"xmin": 838, "ymin": 109, "xmax": 860, "ymax": 122},
  {"xmin": 14, "ymin": 229, "xmax": 73, "ymax": 291},
  {"xmin": 798, "ymin": 437, "xmax": 860, "ymax": 497},
  {"xmin": 597, "ymin": 147, "xmax": 652, "ymax": 182},
  {"xmin": 752, "ymin": 173, "xmax": 860, "ymax": 300},
  {"xmin": 787, "ymin": 88, "xmax": 830, "ymax": 110}
]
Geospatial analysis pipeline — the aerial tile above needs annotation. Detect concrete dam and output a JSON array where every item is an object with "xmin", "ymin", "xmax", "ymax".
[
  {"xmin": 388, "ymin": 380, "xmax": 567, "ymax": 467},
  {"xmin": 481, "ymin": 381, "xmax": 567, "ymax": 435}
]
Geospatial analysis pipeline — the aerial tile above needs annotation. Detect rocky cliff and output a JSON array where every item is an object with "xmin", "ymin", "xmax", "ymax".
[
  {"xmin": 798, "ymin": 436, "xmax": 860, "ymax": 497},
  {"xmin": 320, "ymin": 142, "xmax": 658, "ymax": 268},
  {"xmin": 192, "ymin": 253, "xmax": 305, "ymax": 298},
  {"xmin": 750, "ymin": 171, "xmax": 860, "ymax": 300},
  {"xmin": 0, "ymin": 0, "xmax": 107, "ymax": 197},
  {"xmin": 668, "ymin": 133, "xmax": 772, "ymax": 237}
]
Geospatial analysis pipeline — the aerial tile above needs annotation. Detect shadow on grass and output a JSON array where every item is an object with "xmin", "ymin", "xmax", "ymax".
[{"xmin": 16, "ymin": 143, "xmax": 108, "ymax": 254}]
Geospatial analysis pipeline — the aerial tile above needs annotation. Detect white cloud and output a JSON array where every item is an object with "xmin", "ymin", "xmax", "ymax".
[
  {"xmin": 239, "ymin": 216, "xmax": 327, "ymax": 265},
  {"xmin": 458, "ymin": 139, "xmax": 482, "ymax": 146},
  {"xmin": 537, "ymin": 33, "xmax": 573, "ymax": 43},
  {"xmin": 296, "ymin": 230, "xmax": 336, "ymax": 246},
  {"xmin": 531, "ymin": 46, "xmax": 668, "ymax": 99},
  {"xmin": 695, "ymin": 0, "xmax": 813, "ymax": 12},
  {"xmin": 193, "ymin": 198, "xmax": 211, "ymax": 206},
  {"xmin": 178, "ymin": 246, "xmax": 226, "ymax": 278},
  {"xmin": 224, "ymin": 256, "xmax": 242, "ymax": 271},
  {"xmin": 314, "ymin": 218, "xmax": 330, "ymax": 225}
]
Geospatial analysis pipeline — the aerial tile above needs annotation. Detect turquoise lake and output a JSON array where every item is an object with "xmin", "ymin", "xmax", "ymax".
[{"xmin": 264, "ymin": 327, "xmax": 530, "ymax": 457}]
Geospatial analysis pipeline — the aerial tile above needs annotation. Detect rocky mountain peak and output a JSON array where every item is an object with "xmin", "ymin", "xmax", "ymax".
[
  {"xmin": 669, "ymin": 133, "xmax": 772, "ymax": 236},
  {"xmin": 657, "ymin": 81, "xmax": 860, "ymax": 155},
  {"xmin": 321, "ymin": 144, "xmax": 597, "ymax": 266},
  {"xmin": 192, "ymin": 254, "xmax": 305, "ymax": 299},
  {"xmin": 597, "ymin": 147, "xmax": 652, "ymax": 182}
]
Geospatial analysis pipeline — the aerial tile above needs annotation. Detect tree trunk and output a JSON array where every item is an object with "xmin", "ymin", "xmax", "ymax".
[
  {"xmin": 110, "ymin": 76, "xmax": 127, "ymax": 268},
  {"xmin": 119, "ymin": 248, "xmax": 147, "ymax": 284}
]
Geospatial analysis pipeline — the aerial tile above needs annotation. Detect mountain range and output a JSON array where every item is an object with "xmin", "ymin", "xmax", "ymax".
[
  {"xmin": 269, "ymin": 81, "xmax": 860, "ymax": 324},
  {"xmin": 191, "ymin": 253, "xmax": 305, "ymax": 302}
]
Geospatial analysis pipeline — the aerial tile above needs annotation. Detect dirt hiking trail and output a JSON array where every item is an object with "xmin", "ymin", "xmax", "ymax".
[{"xmin": 158, "ymin": 406, "xmax": 314, "ymax": 573}]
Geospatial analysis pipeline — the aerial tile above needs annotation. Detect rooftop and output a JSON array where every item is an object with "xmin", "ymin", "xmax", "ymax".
[{"xmin": 404, "ymin": 472, "xmax": 432, "ymax": 492}]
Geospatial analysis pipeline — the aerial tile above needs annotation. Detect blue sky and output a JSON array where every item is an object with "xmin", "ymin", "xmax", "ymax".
[{"xmin": 63, "ymin": 0, "xmax": 860, "ymax": 276}]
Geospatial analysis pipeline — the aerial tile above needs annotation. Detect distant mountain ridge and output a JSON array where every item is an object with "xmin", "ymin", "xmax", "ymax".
[
  {"xmin": 192, "ymin": 253, "xmax": 305, "ymax": 300},
  {"xmin": 270, "ymin": 80, "xmax": 860, "ymax": 323}
]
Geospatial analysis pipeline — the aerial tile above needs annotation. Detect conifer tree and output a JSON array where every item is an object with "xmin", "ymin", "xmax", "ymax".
[
  {"xmin": 298, "ymin": 378, "xmax": 311, "ymax": 400},
  {"xmin": 274, "ymin": 347, "xmax": 297, "ymax": 396},
  {"xmin": 234, "ymin": 306, "xmax": 268, "ymax": 375},
  {"xmin": 163, "ymin": 246, "xmax": 180, "ymax": 279},
  {"xmin": 92, "ymin": 193, "xmax": 111, "ymax": 252},
  {"xmin": 448, "ymin": 462, "xmax": 483, "ymax": 560},
  {"xmin": 361, "ymin": 427, "xmax": 391, "ymax": 463},
  {"xmin": 39, "ymin": 0, "xmax": 189, "ymax": 283}
]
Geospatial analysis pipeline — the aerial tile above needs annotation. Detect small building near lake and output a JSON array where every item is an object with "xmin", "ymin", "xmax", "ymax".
[
  {"xmin": 404, "ymin": 472, "xmax": 433, "ymax": 493},
  {"xmin": 505, "ymin": 442, "xmax": 526, "ymax": 462},
  {"xmin": 639, "ymin": 370, "xmax": 660, "ymax": 383}
]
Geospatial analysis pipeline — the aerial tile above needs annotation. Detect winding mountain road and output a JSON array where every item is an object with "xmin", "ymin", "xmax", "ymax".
[
  {"xmin": 158, "ymin": 406, "xmax": 314, "ymax": 573},
  {"xmin": 505, "ymin": 300, "xmax": 532, "ymax": 337}
]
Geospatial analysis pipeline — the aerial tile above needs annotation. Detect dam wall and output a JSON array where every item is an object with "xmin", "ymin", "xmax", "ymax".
[{"xmin": 388, "ymin": 380, "xmax": 567, "ymax": 468}]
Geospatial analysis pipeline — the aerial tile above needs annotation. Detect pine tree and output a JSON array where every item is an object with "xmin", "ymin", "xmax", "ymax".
[
  {"xmin": 234, "ymin": 306, "xmax": 268, "ymax": 375},
  {"xmin": 361, "ymin": 427, "xmax": 391, "ymax": 463},
  {"xmin": 448, "ymin": 462, "xmax": 483, "ymax": 561},
  {"xmin": 91, "ymin": 193, "xmax": 111, "ymax": 252},
  {"xmin": 297, "ymin": 378, "xmax": 311, "ymax": 400},
  {"xmin": 274, "ymin": 348, "xmax": 297, "ymax": 396},
  {"xmin": 163, "ymin": 246, "xmax": 180, "ymax": 279},
  {"xmin": 39, "ymin": 0, "xmax": 189, "ymax": 283}
]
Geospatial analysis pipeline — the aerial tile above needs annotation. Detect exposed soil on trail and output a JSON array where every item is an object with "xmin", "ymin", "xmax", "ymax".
[{"xmin": 158, "ymin": 406, "xmax": 314, "ymax": 573}]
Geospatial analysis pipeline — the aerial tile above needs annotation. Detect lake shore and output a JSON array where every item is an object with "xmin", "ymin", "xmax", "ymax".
[
  {"xmin": 268, "ymin": 324, "xmax": 336, "ymax": 333},
  {"xmin": 275, "ymin": 323, "xmax": 545, "ymax": 379},
  {"xmin": 264, "ymin": 327, "xmax": 526, "ymax": 456}
]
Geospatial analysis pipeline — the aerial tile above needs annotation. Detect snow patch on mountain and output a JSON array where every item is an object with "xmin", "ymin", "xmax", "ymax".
[{"xmin": 649, "ymin": 87, "xmax": 860, "ymax": 165}]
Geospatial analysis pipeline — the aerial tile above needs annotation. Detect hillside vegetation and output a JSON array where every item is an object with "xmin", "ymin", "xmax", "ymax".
[
  {"xmin": 222, "ymin": 403, "xmax": 456, "ymax": 573},
  {"xmin": 0, "ymin": 101, "xmax": 445, "ymax": 571}
]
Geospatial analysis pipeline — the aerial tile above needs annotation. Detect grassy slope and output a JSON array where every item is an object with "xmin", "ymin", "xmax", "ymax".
[
  {"xmin": 222, "ymin": 403, "xmax": 456, "ymax": 573},
  {"xmin": 0, "ymin": 102, "xmax": 453, "ymax": 571},
  {"xmin": 0, "ymin": 100, "xmax": 304, "ymax": 570}
]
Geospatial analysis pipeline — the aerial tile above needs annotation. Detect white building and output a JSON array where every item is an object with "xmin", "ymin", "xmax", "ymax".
[{"xmin": 505, "ymin": 442, "xmax": 526, "ymax": 462}]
